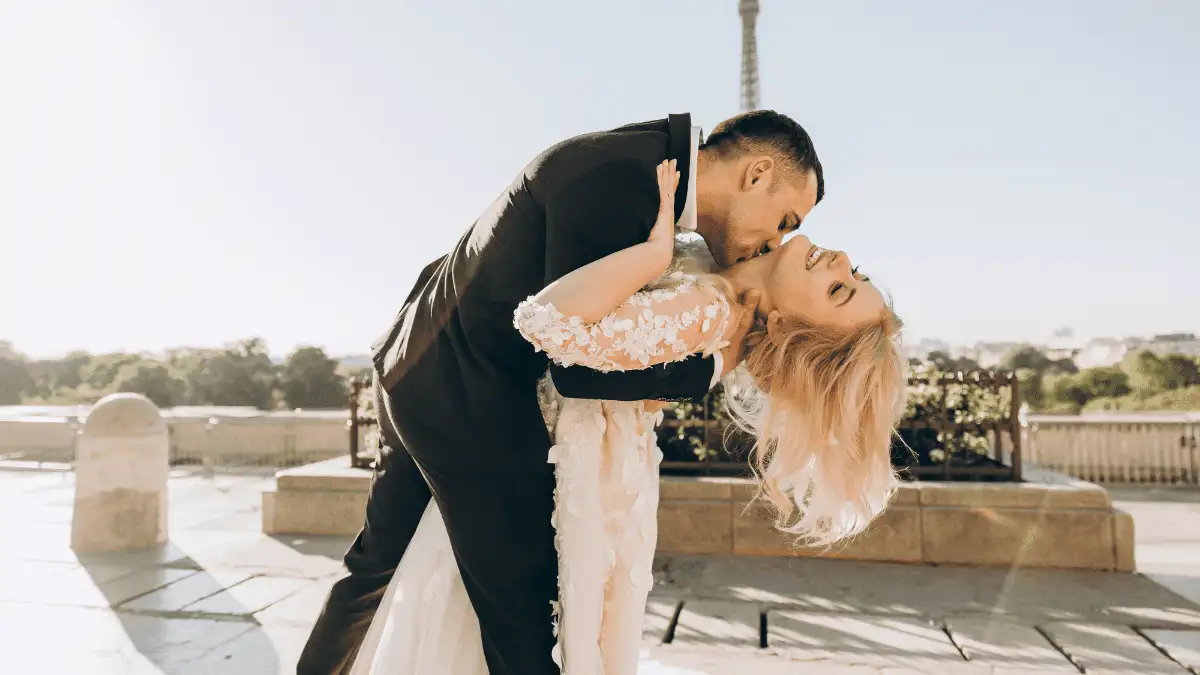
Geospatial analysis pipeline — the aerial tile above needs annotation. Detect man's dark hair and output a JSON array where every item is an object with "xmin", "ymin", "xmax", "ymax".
[{"xmin": 701, "ymin": 110, "xmax": 824, "ymax": 204}]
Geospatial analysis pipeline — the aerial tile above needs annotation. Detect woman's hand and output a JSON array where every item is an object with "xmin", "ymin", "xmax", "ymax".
[
  {"xmin": 647, "ymin": 159, "xmax": 680, "ymax": 256},
  {"xmin": 526, "ymin": 159, "xmax": 682, "ymax": 325}
]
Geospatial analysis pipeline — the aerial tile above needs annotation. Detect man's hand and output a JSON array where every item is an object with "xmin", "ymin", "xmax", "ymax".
[{"xmin": 720, "ymin": 289, "xmax": 761, "ymax": 377}]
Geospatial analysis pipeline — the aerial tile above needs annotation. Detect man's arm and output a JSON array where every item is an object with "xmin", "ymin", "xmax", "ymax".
[{"xmin": 542, "ymin": 159, "xmax": 715, "ymax": 401}]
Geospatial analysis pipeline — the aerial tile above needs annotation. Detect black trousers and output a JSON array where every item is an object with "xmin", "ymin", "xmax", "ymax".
[{"xmin": 296, "ymin": 377, "xmax": 560, "ymax": 675}]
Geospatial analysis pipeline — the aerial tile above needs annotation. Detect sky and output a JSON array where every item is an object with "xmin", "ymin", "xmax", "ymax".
[{"xmin": 1, "ymin": 0, "xmax": 1197, "ymax": 358}]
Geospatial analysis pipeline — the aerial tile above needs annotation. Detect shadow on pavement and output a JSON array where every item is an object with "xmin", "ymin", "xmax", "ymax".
[{"xmin": 77, "ymin": 547, "xmax": 290, "ymax": 674}]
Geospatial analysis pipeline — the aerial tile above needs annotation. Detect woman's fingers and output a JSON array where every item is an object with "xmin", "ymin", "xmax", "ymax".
[{"xmin": 657, "ymin": 159, "xmax": 678, "ymax": 206}]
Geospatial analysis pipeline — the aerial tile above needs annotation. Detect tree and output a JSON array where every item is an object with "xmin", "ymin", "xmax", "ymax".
[
  {"xmin": 0, "ymin": 341, "xmax": 20, "ymax": 359},
  {"xmin": 1074, "ymin": 366, "xmax": 1131, "ymax": 400},
  {"xmin": 1047, "ymin": 357, "xmax": 1079, "ymax": 375},
  {"xmin": 170, "ymin": 339, "xmax": 278, "ymax": 409},
  {"xmin": 1002, "ymin": 346, "xmax": 1051, "ymax": 373},
  {"xmin": 82, "ymin": 353, "xmax": 141, "ymax": 391},
  {"xmin": 0, "ymin": 356, "xmax": 33, "ymax": 404},
  {"xmin": 927, "ymin": 350, "xmax": 981, "ymax": 373},
  {"xmin": 109, "ymin": 361, "xmax": 188, "ymax": 408},
  {"xmin": 204, "ymin": 339, "xmax": 278, "ymax": 409},
  {"xmin": 280, "ymin": 346, "xmax": 349, "ymax": 409},
  {"xmin": 1122, "ymin": 350, "xmax": 1171, "ymax": 393},
  {"xmin": 1045, "ymin": 366, "xmax": 1131, "ymax": 411},
  {"xmin": 1048, "ymin": 373, "xmax": 1090, "ymax": 410},
  {"xmin": 1161, "ymin": 354, "xmax": 1200, "ymax": 389},
  {"xmin": 23, "ymin": 351, "xmax": 94, "ymax": 400},
  {"xmin": 1016, "ymin": 368, "xmax": 1045, "ymax": 409}
]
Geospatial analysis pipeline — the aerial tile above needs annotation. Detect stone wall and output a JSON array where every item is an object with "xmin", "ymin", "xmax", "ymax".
[
  {"xmin": 658, "ymin": 472, "xmax": 1135, "ymax": 572},
  {"xmin": 263, "ymin": 458, "xmax": 1136, "ymax": 572}
]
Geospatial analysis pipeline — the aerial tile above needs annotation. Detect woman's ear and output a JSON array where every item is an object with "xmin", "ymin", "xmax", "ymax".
[{"xmin": 764, "ymin": 310, "xmax": 785, "ymax": 341}]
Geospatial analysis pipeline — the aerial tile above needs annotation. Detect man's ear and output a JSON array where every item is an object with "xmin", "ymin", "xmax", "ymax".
[{"xmin": 741, "ymin": 157, "xmax": 774, "ymax": 192}]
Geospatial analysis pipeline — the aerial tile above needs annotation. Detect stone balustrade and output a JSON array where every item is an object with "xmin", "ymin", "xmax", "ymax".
[
  {"xmin": 1025, "ymin": 413, "xmax": 1199, "ymax": 484},
  {"xmin": 3, "ymin": 408, "xmax": 1198, "ymax": 485},
  {"xmin": 0, "ymin": 409, "xmax": 360, "ymax": 468}
]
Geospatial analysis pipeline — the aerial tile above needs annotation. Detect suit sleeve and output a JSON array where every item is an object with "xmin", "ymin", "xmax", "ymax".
[{"xmin": 541, "ymin": 160, "xmax": 715, "ymax": 401}]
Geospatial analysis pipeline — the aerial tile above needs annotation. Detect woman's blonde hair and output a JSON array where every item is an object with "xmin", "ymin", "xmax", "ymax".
[{"xmin": 724, "ymin": 305, "xmax": 908, "ymax": 548}]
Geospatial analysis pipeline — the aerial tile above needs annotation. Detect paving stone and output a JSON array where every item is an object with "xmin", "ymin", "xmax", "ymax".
[
  {"xmin": 98, "ymin": 568, "xmax": 199, "ymax": 606},
  {"xmin": 0, "ymin": 560, "xmax": 109, "ymax": 606},
  {"xmin": 769, "ymin": 610, "xmax": 965, "ymax": 670},
  {"xmin": 643, "ymin": 647, "xmax": 881, "ymax": 674},
  {"xmin": 1142, "ymin": 629, "xmax": 1200, "ymax": 672},
  {"xmin": 111, "ymin": 612, "xmax": 259, "ymax": 670},
  {"xmin": 643, "ymin": 597, "xmax": 678, "ymax": 645},
  {"xmin": 165, "ymin": 621, "xmax": 312, "ymax": 675},
  {"xmin": 671, "ymin": 600, "xmax": 761, "ymax": 650},
  {"xmin": 873, "ymin": 662, "xmax": 993, "ymax": 667},
  {"xmin": 873, "ymin": 662, "xmax": 1012, "ymax": 667},
  {"xmin": 1, "ymin": 471, "xmax": 1198, "ymax": 673},
  {"xmin": 70, "ymin": 540, "xmax": 195, "ymax": 573},
  {"xmin": 169, "ymin": 529, "xmax": 346, "ymax": 577},
  {"xmin": 253, "ymin": 576, "xmax": 335, "ymax": 627},
  {"xmin": 119, "ymin": 568, "xmax": 253, "ymax": 612},
  {"xmin": 945, "ymin": 618, "xmax": 1076, "ymax": 671},
  {"xmin": 654, "ymin": 553, "xmax": 1200, "ymax": 628},
  {"xmin": 0, "ymin": 602, "xmax": 167, "ymax": 674},
  {"xmin": 78, "ymin": 562, "xmax": 155, "ymax": 585},
  {"xmin": 183, "ymin": 575, "xmax": 311, "ymax": 615},
  {"xmin": 1043, "ymin": 622, "xmax": 1190, "ymax": 673}
]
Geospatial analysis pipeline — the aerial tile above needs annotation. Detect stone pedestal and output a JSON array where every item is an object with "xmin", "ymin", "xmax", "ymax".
[
  {"xmin": 262, "ymin": 457, "xmax": 371, "ymax": 536},
  {"xmin": 71, "ymin": 393, "xmax": 169, "ymax": 552}
]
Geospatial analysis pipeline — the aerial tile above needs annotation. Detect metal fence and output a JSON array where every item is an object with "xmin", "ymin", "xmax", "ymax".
[{"xmin": 347, "ymin": 371, "xmax": 1025, "ymax": 482}]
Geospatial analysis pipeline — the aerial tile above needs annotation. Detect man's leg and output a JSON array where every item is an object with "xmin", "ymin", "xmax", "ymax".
[
  {"xmin": 296, "ymin": 379, "xmax": 432, "ymax": 675},
  {"xmin": 407, "ymin": 445, "xmax": 559, "ymax": 675}
]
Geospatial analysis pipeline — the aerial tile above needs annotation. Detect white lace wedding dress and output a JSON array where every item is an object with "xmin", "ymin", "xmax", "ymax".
[{"xmin": 350, "ymin": 242, "xmax": 732, "ymax": 675}]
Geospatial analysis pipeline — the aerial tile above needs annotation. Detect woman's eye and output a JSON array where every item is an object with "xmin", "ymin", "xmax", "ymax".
[{"xmin": 829, "ymin": 282, "xmax": 843, "ymax": 297}]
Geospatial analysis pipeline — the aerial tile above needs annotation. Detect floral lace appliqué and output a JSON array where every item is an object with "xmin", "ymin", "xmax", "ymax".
[{"xmin": 513, "ymin": 272, "xmax": 732, "ymax": 373}]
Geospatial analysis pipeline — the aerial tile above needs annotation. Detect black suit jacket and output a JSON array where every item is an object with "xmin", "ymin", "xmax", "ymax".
[{"xmin": 371, "ymin": 114, "xmax": 714, "ymax": 467}]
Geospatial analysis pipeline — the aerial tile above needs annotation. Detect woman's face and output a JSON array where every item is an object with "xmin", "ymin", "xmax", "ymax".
[{"xmin": 759, "ymin": 235, "xmax": 886, "ymax": 330}]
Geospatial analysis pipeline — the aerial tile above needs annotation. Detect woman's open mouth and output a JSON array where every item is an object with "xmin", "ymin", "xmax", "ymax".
[{"xmin": 806, "ymin": 245, "xmax": 825, "ymax": 270}]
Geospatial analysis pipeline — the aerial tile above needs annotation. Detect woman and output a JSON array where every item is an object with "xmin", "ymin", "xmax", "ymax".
[{"xmin": 350, "ymin": 161, "xmax": 907, "ymax": 674}]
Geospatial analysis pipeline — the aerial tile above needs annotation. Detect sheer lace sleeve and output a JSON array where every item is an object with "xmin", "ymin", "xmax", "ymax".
[{"xmin": 513, "ymin": 273, "xmax": 732, "ymax": 372}]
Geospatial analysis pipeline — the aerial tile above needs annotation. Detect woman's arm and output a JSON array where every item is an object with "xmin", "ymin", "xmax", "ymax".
[
  {"xmin": 514, "ymin": 277, "xmax": 734, "ymax": 372},
  {"xmin": 529, "ymin": 160, "xmax": 680, "ymax": 324}
]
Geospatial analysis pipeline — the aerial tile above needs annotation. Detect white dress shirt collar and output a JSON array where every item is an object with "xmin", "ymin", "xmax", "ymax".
[{"xmin": 676, "ymin": 126, "xmax": 702, "ymax": 232}]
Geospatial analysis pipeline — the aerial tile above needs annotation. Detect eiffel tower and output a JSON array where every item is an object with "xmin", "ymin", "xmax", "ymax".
[{"xmin": 739, "ymin": 0, "xmax": 760, "ymax": 111}]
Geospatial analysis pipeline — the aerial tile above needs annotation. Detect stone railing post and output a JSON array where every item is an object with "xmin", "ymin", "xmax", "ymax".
[
  {"xmin": 204, "ymin": 417, "xmax": 218, "ymax": 477},
  {"xmin": 71, "ymin": 393, "xmax": 169, "ymax": 552}
]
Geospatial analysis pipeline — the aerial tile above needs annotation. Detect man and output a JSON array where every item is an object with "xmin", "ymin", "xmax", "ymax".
[{"xmin": 298, "ymin": 110, "xmax": 824, "ymax": 675}]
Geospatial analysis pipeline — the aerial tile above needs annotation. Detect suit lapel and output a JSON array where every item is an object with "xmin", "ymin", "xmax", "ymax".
[{"xmin": 667, "ymin": 113, "xmax": 692, "ymax": 221}]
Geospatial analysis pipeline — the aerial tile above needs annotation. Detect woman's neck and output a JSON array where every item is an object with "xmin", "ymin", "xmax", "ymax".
[{"xmin": 717, "ymin": 256, "xmax": 772, "ymax": 314}]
